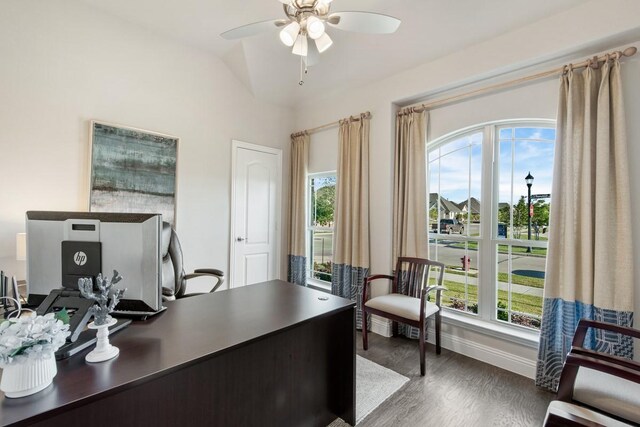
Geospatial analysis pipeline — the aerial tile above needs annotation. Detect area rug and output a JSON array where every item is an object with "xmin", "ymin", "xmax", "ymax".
[{"xmin": 328, "ymin": 356, "xmax": 409, "ymax": 426}]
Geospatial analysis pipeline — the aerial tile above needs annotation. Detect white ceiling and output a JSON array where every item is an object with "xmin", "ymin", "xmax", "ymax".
[{"xmin": 79, "ymin": 0, "xmax": 588, "ymax": 107}]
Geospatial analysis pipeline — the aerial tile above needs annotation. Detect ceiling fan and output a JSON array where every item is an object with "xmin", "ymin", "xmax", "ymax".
[{"xmin": 221, "ymin": 0, "xmax": 401, "ymax": 79}]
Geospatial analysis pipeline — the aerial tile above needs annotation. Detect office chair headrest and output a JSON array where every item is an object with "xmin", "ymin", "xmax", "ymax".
[{"xmin": 161, "ymin": 222, "xmax": 172, "ymax": 258}]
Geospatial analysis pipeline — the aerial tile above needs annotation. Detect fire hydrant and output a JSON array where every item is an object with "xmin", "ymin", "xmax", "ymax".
[{"xmin": 461, "ymin": 255, "xmax": 471, "ymax": 271}]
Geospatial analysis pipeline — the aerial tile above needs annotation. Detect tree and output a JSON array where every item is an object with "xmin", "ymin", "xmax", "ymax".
[
  {"xmin": 313, "ymin": 182, "xmax": 335, "ymax": 226},
  {"xmin": 512, "ymin": 196, "xmax": 528, "ymax": 238},
  {"xmin": 498, "ymin": 204, "xmax": 510, "ymax": 226},
  {"xmin": 533, "ymin": 200, "xmax": 550, "ymax": 226}
]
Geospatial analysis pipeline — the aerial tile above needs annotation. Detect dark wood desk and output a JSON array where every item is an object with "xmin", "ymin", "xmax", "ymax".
[{"xmin": 0, "ymin": 280, "xmax": 355, "ymax": 426}]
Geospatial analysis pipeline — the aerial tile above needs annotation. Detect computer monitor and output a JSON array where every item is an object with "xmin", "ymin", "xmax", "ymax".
[{"xmin": 26, "ymin": 211, "xmax": 163, "ymax": 316}]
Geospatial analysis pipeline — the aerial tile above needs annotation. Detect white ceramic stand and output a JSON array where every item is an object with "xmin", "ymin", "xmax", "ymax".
[{"xmin": 85, "ymin": 317, "xmax": 119, "ymax": 363}]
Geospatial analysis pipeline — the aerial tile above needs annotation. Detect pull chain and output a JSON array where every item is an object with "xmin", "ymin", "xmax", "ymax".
[
  {"xmin": 299, "ymin": 56, "xmax": 308, "ymax": 86},
  {"xmin": 299, "ymin": 57, "xmax": 304, "ymax": 86}
]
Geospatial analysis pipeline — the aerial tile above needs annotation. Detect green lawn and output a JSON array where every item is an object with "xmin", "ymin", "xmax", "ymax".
[
  {"xmin": 445, "ymin": 268, "xmax": 544, "ymax": 289},
  {"xmin": 440, "ymin": 280, "xmax": 542, "ymax": 316}
]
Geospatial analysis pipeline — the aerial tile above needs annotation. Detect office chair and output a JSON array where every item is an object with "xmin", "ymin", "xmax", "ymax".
[{"xmin": 161, "ymin": 222, "xmax": 225, "ymax": 301}]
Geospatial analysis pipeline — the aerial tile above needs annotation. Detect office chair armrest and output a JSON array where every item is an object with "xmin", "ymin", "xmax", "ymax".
[
  {"xmin": 184, "ymin": 270, "xmax": 225, "ymax": 293},
  {"xmin": 194, "ymin": 268, "xmax": 225, "ymax": 277}
]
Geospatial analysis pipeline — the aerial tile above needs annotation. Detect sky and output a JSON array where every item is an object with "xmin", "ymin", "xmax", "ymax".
[{"xmin": 429, "ymin": 126, "xmax": 556, "ymax": 206}]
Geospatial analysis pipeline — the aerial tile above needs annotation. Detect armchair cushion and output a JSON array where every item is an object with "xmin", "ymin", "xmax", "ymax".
[
  {"xmin": 573, "ymin": 367, "xmax": 640, "ymax": 424},
  {"xmin": 364, "ymin": 293, "xmax": 439, "ymax": 322},
  {"xmin": 544, "ymin": 401, "xmax": 632, "ymax": 427}
]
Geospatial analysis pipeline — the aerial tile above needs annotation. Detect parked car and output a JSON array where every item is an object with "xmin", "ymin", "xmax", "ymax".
[{"xmin": 438, "ymin": 218, "xmax": 464, "ymax": 234}]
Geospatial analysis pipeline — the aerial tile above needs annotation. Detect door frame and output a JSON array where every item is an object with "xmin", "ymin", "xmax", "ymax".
[{"xmin": 229, "ymin": 140, "xmax": 283, "ymax": 288}]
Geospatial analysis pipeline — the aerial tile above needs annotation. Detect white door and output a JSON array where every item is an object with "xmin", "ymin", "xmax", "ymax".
[{"xmin": 230, "ymin": 141, "xmax": 282, "ymax": 287}]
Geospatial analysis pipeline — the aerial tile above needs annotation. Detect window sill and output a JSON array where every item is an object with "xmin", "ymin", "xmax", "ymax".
[
  {"xmin": 306, "ymin": 278, "xmax": 331, "ymax": 293},
  {"xmin": 440, "ymin": 310, "xmax": 540, "ymax": 349}
]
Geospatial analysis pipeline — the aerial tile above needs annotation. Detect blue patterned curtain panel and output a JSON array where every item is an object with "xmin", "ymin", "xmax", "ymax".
[
  {"xmin": 536, "ymin": 298, "xmax": 634, "ymax": 391},
  {"xmin": 287, "ymin": 255, "xmax": 307, "ymax": 287},
  {"xmin": 332, "ymin": 264, "xmax": 369, "ymax": 329}
]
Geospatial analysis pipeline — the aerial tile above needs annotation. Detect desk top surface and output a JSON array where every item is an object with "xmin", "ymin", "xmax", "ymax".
[{"xmin": 0, "ymin": 280, "xmax": 354, "ymax": 426}]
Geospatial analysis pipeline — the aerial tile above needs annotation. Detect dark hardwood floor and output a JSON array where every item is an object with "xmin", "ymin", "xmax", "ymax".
[{"xmin": 356, "ymin": 332, "xmax": 554, "ymax": 427}]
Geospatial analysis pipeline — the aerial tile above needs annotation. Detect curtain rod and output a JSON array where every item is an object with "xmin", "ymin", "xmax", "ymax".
[
  {"xmin": 291, "ymin": 111, "xmax": 371, "ymax": 138},
  {"xmin": 398, "ymin": 46, "xmax": 637, "ymax": 115}
]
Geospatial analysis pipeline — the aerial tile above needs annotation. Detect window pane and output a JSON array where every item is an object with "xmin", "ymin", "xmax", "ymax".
[
  {"xmin": 311, "ymin": 230, "xmax": 333, "ymax": 282},
  {"xmin": 310, "ymin": 176, "xmax": 336, "ymax": 227},
  {"xmin": 498, "ymin": 127, "xmax": 555, "ymax": 241},
  {"xmin": 496, "ymin": 244, "xmax": 544, "ymax": 329},
  {"xmin": 431, "ymin": 238, "xmax": 478, "ymax": 314},
  {"xmin": 428, "ymin": 132, "xmax": 482, "ymax": 236}
]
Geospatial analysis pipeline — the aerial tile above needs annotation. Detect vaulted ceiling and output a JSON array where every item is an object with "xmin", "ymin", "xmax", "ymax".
[{"xmin": 79, "ymin": 0, "xmax": 588, "ymax": 107}]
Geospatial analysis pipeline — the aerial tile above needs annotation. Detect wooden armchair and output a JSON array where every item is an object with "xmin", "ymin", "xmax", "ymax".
[
  {"xmin": 362, "ymin": 257, "xmax": 445, "ymax": 376},
  {"xmin": 543, "ymin": 319, "xmax": 640, "ymax": 426}
]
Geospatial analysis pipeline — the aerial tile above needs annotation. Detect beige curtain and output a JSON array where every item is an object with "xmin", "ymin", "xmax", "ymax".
[
  {"xmin": 331, "ymin": 113, "xmax": 370, "ymax": 329},
  {"xmin": 536, "ymin": 59, "xmax": 634, "ymax": 391},
  {"xmin": 392, "ymin": 108, "xmax": 428, "ymax": 339},
  {"xmin": 287, "ymin": 132, "xmax": 309, "ymax": 286},
  {"xmin": 393, "ymin": 109, "xmax": 428, "ymax": 262}
]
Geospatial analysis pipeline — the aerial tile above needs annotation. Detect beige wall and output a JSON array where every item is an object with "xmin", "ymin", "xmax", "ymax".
[
  {"xmin": 293, "ymin": 0, "xmax": 640, "ymax": 375},
  {"xmin": 0, "ymin": 0, "xmax": 294, "ymax": 289}
]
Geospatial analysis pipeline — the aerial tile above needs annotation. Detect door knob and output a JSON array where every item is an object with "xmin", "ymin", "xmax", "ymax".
[{"xmin": 236, "ymin": 237, "xmax": 245, "ymax": 242}]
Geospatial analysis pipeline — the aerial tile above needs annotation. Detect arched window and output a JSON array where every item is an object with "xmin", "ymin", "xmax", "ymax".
[{"xmin": 428, "ymin": 120, "xmax": 555, "ymax": 330}]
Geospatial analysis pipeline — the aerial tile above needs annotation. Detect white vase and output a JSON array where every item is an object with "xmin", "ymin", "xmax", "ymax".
[{"xmin": 0, "ymin": 355, "xmax": 57, "ymax": 398}]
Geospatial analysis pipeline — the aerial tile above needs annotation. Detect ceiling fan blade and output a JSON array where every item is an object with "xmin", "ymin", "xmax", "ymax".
[
  {"xmin": 327, "ymin": 11, "xmax": 401, "ymax": 34},
  {"xmin": 221, "ymin": 19, "xmax": 286, "ymax": 40}
]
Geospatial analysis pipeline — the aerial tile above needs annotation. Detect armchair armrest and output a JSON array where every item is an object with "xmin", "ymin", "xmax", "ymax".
[
  {"xmin": 423, "ymin": 285, "xmax": 446, "ymax": 307},
  {"xmin": 572, "ymin": 319, "xmax": 640, "ymax": 348},
  {"xmin": 362, "ymin": 274, "xmax": 394, "ymax": 307},
  {"xmin": 363, "ymin": 274, "xmax": 394, "ymax": 285},
  {"xmin": 184, "ymin": 269, "xmax": 225, "ymax": 293},
  {"xmin": 557, "ymin": 351, "xmax": 640, "ymax": 403}
]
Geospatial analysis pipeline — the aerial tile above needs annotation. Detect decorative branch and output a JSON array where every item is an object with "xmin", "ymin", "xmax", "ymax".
[{"xmin": 78, "ymin": 270, "xmax": 127, "ymax": 326}]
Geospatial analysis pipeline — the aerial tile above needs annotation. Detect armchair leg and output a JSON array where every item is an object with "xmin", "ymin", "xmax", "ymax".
[
  {"xmin": 392, "ymin": 321, "xmax": 398, "ymax": 337},
  {"xmin": 435, "ymin": 312, "xmax": 442, "ymax": 355},
  {"xmin": 362, "ymin": 309, "xmax": 369, "ymax": 351},
  {"xmin": 419, "ymin": 321, "xmax": 426, "ymax": 376}
]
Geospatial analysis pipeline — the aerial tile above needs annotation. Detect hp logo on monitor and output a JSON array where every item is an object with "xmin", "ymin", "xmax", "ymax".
[{"xmin": 73, "ymin": 251, "xmax": 88, "ymax": 266}]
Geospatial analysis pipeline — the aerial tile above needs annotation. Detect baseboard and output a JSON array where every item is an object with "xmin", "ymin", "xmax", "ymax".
[
  {"xmin": 433, "ymin": 330, "xmax": 536, "ymax": 379},
  {"xmin": 369, "ymin": 318, "xmax": 536, "ymax": 379},
  {"xmin": 370, "ymin": 315, "xmax": 392, "ymax": 337}
]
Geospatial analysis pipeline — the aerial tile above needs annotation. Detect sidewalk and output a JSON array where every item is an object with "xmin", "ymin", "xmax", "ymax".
[{"xmin": 443, "ymin": 271, "xmax": 543, "ymax": 297}]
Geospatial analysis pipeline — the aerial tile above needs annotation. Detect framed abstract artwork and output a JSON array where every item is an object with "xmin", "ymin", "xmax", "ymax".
[{"xmin": 89, "ymin": 121, "xmax": 179, "ymax": 226}]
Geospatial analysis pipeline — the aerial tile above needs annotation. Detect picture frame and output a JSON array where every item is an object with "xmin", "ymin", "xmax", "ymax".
[{"xmin": 89, "ymin": 121, "xmax": 179, "ymax": 226}]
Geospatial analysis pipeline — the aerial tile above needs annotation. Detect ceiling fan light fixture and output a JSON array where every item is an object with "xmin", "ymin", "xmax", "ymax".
[
  {"xmin": 314, "ymin": 32, "xmax": 332, "ymax": 53},
  {"xmin": 306, "ymin": 16, "xmax": 325, "ymax": 39},
  {"xmin": 317, "ymin": 0, "xmax": 333, "ymax": 5},
  {"xmin": 292, "ymin": 34, "xmax": 308, "ymax": 56},
  {"xmin": 279, "ymin": 21, "xmax": 300, "ymax": 47}
]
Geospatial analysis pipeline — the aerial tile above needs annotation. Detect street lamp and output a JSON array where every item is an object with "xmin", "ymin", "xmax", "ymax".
[{"xmin": 525, "ymin": 172, "xmax": 534, "ymax": 253}]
